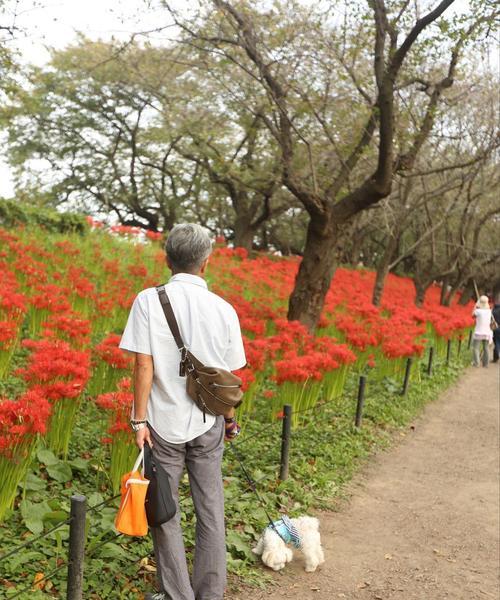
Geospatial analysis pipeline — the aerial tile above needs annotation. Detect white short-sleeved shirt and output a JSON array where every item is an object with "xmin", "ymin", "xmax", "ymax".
[
  {"xmin": 119, "ymin": 273, "xmax": 246, "ymax": 443},
  {"xmin": 473, "ymin": 308, "xmax": 492, "ymax": 339}
]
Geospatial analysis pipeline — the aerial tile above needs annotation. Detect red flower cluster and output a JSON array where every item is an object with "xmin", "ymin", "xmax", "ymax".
[
  {"xmin": 109, "ymin": 224, "xmax": 144, "ymax": 236},
  {"xmin": 0, "ymin": 390, "xmax": 51, "ymax": 455},
  {"xmin": 17, "ymin": 339, "xmax": 90, "ymax": 401},
  {"xmin": 145, "ymin": 230, "xmax": 163, "ymax": 242},
  {"xmin": 29, "ymin": 283, "xmax": 71, "ymax": 313},
  {"xmin": 0, "ymin": 269, "xmax": 27, "ymax": 353},
  {"xmin": 96, "ymin": 378, "xmax": 133, "ymax": 435},
  {"xmin": 94, "ymin": 334, "xmax": 133, "ymax": 370},
  {"xmin": 42, "ymin": 314, "xmax": 91, "ymax": 346}
]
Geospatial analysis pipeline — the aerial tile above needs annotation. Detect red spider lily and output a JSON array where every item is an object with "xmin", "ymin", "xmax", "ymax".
[
  {"xmin": 128, "ymin": 264, "xmax": 149, "ymax": 278},
  {"xmin": 145, "ymin": 230, "xmax": 163, "ymax": 241},
  {"xmin": 0, "ymin": 321, "xmax": 18, "ymax": 344},
  {"xmin": 12, "ymin": 255, "xmax": 48, "ymax": 283},
  {"xmin": 94, "ymin": 334, "xmax": 133, "ymax": 370},
  {"xmin": 275, "ymin": 353, "xmax": 321, "ymax": 385},
  {"xmin": 242, "ymin": 337, "xmax": 269, "ymax": 372},
  {"xmin": 18, "ymin": 339, "xmax": 90, "ymax": 395},
  {"xmin": 54, "ymin": 240, "xmax": 81, "ymax": 257},
  {"xmin": 29, "ymin": 284, "xmax": 72, "ymax": 313},
  {"xmin": 0, "ymin": 389, "xmax": 52, "ymax": 518},
  {"xmin": 0, "ymin": 228, "xmax": 19, "ymax": 244},
  {"xmin": 86, "ymin": 216, "xmax": 104, "ymax": 228},
  {"xmin": 109, "ymin": 224, "xmax": 143, "ymax": 236},
  {"xmin": 67, "ymin": 266, "xmax": 95, "ymax": 297},
  {"xmin": 88, "ymin": 334, "xmax": 133, "ymax": 396},
  {"xmin": 42, "ymin": 314, "xmax": 91, "ymax": 346},
  {"xmin": 0, "ymin": 286, "xmax": 27, "ymax": 315},
  {"xmin": 312, "ymin": 337, "xmax": 357, "ymax": 365},
  {"xmin": 233, "ymin": 367, "xmax": 256, "ymax": 392},
  {"xmin": 0, "ymin": 272, "xmax": 28, "ymax": 375},
  {"xmin": 0, "ymin": 390, "xmax": 51, "ymax": 454},
  {"xmin": 96, "ymin": 388, "xmax": 132, "ymax": 427},
  {"xmin": 16, "ymin": 338, "xmax": 90, "ymax": 457}
]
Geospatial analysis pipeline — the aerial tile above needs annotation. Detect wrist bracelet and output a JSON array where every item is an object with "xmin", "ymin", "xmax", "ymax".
[
  {"xmin": 130, "ymin": 420, "xmax": 147, "ymax": 432},
  {"xmin": 224, "ymin": 417, "xmax": 236, "ymax": 423}
]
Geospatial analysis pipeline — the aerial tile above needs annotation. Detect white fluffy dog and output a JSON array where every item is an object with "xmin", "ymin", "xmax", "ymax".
[{"xmin": 252, "ymin": 515, "xmax": 325, "ymax": 572}]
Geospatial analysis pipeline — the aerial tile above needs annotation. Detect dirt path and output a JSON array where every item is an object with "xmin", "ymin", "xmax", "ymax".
[{"xmin": 229, "ymin": 365, "xmax": 499, "ymax": 600}]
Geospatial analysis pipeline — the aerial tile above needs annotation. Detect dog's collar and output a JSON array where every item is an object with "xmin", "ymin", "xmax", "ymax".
[{"xmin": 269, "ymin": 515, "xmax": 301, "ymax": 549}]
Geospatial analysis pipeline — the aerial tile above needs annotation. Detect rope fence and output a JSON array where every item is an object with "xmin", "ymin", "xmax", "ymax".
[
  {"xmin": 85, "ymin": 493, "xmax": 121, "ymax": 515},
  {"xmin": 0, "ymin": 517, "xmax": 73, "ymax": 564},
  {"xmin": 8, "ymin": 563, "xmax": 69, "ymax": 600},
  {"xmin": 0, "ymin": 336, "xmax": 467, "ymax": 598}
]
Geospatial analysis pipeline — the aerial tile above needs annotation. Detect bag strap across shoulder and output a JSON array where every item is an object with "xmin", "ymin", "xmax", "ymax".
[
  {"xmin": 156, "ymin": 285, "xmax": 194, "ymax": 377},
  {"xmin": 156, "ymin": 285, "xmax": 184, "ymax": 350}
]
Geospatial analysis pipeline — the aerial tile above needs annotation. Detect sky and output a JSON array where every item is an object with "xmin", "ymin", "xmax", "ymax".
[
  {"xmin": 0, "ymin": 0, "xmax": 185, "ymax": 196},
  {"xmin": 0, "ymin": 0, "xmax": 495, "ymax": 199}
]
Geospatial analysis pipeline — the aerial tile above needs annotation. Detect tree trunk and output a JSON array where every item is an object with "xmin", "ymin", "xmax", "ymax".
[
  {"xmin": 287, "ymin": 218, "xmax": 338, "ymax": 331},
  {"xmin": 439, "ymin": 276, "xmax": 449, "ymax": 305},
  {"xmin": 372, "ymin": 235, "xmax": 399, "ymax": 306},
  {"xmin": 458, "ymin": 282, "xmax": 475, "ymax": 305},
  {"xmin": 442, "ymin": 280, "xmax": 461, "ymax": 307},
  {"xmin": 442, "ymin": 290, "xmax": 454, "ymax": 306},
  {"xmin": 233, "ymin": 215, "xmax": 255, "ymax": 252},
  {"xmin": 161, "ymin": 206, "xmax": 177, "ymax": 232},
  {"xmin": 372, "ymin": 264, "xmax": 390, "ymax": 307},
  {"xmin": 414, "ymin": 278, "xmax": 430, "ymax": 307}
]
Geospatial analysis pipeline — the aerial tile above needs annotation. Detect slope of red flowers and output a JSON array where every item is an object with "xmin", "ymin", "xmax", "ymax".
[{"xmin": 0, "ymin": 225, "xmax": 474, "ymax": 456}]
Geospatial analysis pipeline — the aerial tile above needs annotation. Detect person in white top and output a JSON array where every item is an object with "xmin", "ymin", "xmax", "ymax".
[
  {"xmin": 120, "ymin": 223, "xmax": 246, "ymax": 600},
  {"xmin": 471, "ymin": 295, "xmax": 492, "ymax": 368}
]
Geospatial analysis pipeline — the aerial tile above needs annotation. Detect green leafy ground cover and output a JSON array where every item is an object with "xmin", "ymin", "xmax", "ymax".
[{"xmin": 0, "ymin": 348, "xmax": 469, "ymax": 599}]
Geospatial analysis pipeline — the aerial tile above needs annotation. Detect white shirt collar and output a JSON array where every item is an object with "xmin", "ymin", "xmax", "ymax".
[{"xmin": 169, "ymin": 273, "xmax": 208, "ymax": 289}]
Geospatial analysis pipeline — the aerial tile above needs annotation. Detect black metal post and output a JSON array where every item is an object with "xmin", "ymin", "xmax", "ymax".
[
  {"xmin": 457, "ymin": 339, "xmax": 462, "ymax": 356},
  {"xmin": 401, "ymin": 358, "xmax": 412, "ymax": 396},
  {"xmin": 446, "ymin": 339, "xmax": 452, "ymax": 365},
  {"xmin": 279, "ymin": 405, "xmax": 292, "ymax": 481},
  {"xmin": 427, "ymin": 347, "xmax": 434, "ymax": 376},
  {"xmin": 355, "ymin": 376, "xmax": 366, "ymax": 428},
  {"xmin": 467, "ymin": 330, "xmax": 472, "ymax": 349},
  {"xmin": 67, "ymin": 495, "xmax": 86, "ymax": 600}
]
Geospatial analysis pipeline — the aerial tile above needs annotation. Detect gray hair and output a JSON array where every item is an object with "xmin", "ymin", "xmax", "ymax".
[{"xmin": 165, "ymin": 223, "xmax": 213, "ymax": 272}]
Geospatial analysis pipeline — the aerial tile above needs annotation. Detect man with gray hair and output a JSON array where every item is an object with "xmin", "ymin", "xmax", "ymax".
[{"xmin": 120, "ymin": 223, "xmax": 246, "ymax": 600}]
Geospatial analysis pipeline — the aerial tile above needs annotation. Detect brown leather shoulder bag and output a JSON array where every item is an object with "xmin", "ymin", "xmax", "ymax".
[{"xmin": 156, "ymin": 285, "xmax": 243, "ymax": 421}]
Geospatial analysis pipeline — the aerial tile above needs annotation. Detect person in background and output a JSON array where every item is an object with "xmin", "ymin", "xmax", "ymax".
[
  {"xmin": 119, "ymin": 223, "xmax": 246, "ymax": 600},
  {"xmin": 471, "ymin": 295, "xmax": 492, "ymax": 368},
  {"xmin": 492, "ymin": 295, "xmax": 500, "ymax": 363}
]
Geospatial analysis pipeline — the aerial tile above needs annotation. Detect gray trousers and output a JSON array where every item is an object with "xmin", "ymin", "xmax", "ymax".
[
  {"xmin": 472, "ymin": 338, "xmax": 489, "ymax": 367},
  {"xmin": 149, "ymin": 418, "xmax": 226, "ymax": 600}
]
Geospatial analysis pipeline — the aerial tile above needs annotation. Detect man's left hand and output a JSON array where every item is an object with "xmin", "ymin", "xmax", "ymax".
[
  {"xmin": 224, "ymin": 417, "xmax": 241, "ymax": 441},
  {"xmin": 135, "ymin": 426, "xmax": 153, "ymax": 449}
]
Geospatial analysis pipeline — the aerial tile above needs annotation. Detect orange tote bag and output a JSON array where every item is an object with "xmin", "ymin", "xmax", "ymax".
[{"xmin": 115, "ymin": 449, "xmax": 150, "ymax": 536}]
